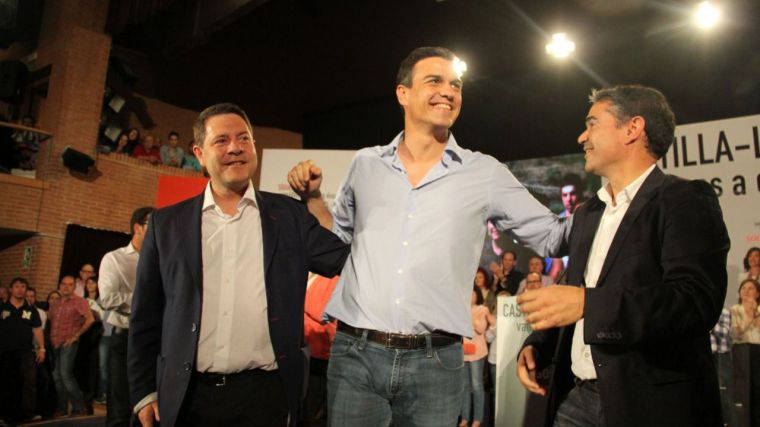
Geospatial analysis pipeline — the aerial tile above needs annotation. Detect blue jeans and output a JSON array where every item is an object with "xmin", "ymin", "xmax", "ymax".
[
  {"xmin": 460, "ymin": 358, "xmax": 485, "ymax": 423},
  {"xmin": 553, "ymin": 380, "xmax": 604, "ymax": 427},
  {"xmin": 52, "ymin": 344, "xmax": 84, "ymax": 413},
  {"xmin": 327, "ymin": 331, "xmax": 465, "ymax": 427},
  {"xmin": 97, "ymin": 335, "xmax": 110, "ymax": 398}
]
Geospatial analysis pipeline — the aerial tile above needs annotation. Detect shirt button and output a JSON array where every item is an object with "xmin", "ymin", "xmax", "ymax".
[{"xmin": 191, "ymin": 323, "xmax": 197, "ymax": 332}]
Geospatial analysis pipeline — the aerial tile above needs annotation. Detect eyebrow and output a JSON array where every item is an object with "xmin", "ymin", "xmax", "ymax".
[{"xmin": 585, "ymin": 116, "xmax": 598, "ymax": 125}]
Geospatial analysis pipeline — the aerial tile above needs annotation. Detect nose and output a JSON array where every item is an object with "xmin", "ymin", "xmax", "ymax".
[
  {"xmin": 577, "ymin": 129, "xmax": 588, "ymax": 144},
  {"xmin": 227, "ymin": 137, "xmax": 244, "ymax": 154}
]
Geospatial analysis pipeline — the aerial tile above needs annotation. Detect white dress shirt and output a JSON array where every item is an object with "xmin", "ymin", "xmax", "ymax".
[
  {"xmin": 571, "ymin": 164, "xmax": 655, "ymax": 380},
  {"xmin": 99, "ymin": 242, "xmax": 139, "ymax": 329},
  {"xmin": 196, "ymin": 181, "xmax": 276, "ymax": 373}
]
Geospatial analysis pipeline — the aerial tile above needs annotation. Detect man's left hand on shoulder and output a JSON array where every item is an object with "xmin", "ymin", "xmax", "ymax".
[{"xmin": 517, "ymin": 285, "xmax": 584, "ymax": 330}]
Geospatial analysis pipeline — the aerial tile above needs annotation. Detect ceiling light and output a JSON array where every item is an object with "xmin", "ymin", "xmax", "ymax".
[
  {"xmin": 453, "ymin": 56, "xmax": 468, "ymax": 78},
  {"xmin": 694, "ymin": 1, "xmax": 721, "ymax": 29},
  {"xmin": 546, "ymin": 33, "xmax": 575, "ymax": 59}
]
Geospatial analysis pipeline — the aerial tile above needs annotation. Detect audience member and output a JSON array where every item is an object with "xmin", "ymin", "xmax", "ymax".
[
  {"xmin": 742, "ymin": 247, "xmax": 760, "ymax": 284},
  {"xmin": 11, "ymin": 115, "xmax": 49, "ymax": 170},
  {"xmin": 460, "ymin": 271, "xmax": 495, "ymax": 427},
  {"xmin": 731, "ymin": 278, "xmax": 760, "ymax": 427},
  {"xmin": 303, "ymin": 274, "xmax": 341, "ymax": 422},
  {"xmin": 493, "ymin": 251, "xmax": 524, "ymax": 296},
  {"xmin": 0, "ymin": 285, "xmax": 8, "ymax": 303},
  {"xmin": 132, "ymin": 135, "xmax": 161, "ymax": 165},
  {"xmin": 160, "ymin": 131, "xmax": 184, "ymax": 167},
  {"xmin": 0, "ymin": 277, "xmax": 45, "ymax": 423},
  {"xmin": 711, "ymin": 307, "xmax": 738, "ymax": 427},
  {"xmin": 49, "ymin": 275, "xmax": 94, "ymax": 417},
  {"xmin": 516, "ymin": 256, "xmax": 553, "ymax": 295},
  {"xmin": 182, "ymin": 139, "xmax": 202, "ymax": 171},
  {"xmin": 99, "ymin": 206, "xmax": 154, "ymax": 427},
  {"xmin": 75, "ymin": 277, "xmax": 104, "ymax": 412},
  {"xmin": 75, "ymin": 263, "xmax": 95, "ymax": 298},
  {"xmin": 123, "ymin": 128, "xmax": 140, "ymax": 155},
  {"xmin": 25, "ymin": 287, "xmax": 47, "ymax": 330}
]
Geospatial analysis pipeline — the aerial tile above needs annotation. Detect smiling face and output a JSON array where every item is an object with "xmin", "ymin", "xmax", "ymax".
[
  {"xmin": 396, "ymin": 56, "xmax": 462, "ymax": 133},
  {"xmin": 739, "ymin": 280, "xmax": 760, "ymax": 304},
  {"xmin": 577, "ymin": 101, "xmax": 630, "ymax": 177},
  {"xmin": 192, "ymin": 113, "xmax": 257, "ymax": 194},
  {"xmin": 748, "ymin": 249, "xmax": 760, "ymax": 269}
]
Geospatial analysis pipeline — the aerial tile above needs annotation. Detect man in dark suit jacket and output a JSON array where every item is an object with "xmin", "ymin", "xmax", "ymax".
[
  {"xmin": 516, "ymin": 85, "xmax": 729, "ymax": 426},
  {"xmin": 128, "ymin": 103, "xmax": 349, "ymax": 427}
]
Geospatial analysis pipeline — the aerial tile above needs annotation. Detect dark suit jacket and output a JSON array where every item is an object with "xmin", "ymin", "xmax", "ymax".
[
  {"xmin": 128, "ymin": 190, "xmax": 349, "ymax": 427},
  {"xmin": 523, "ymin": 167, "xmax": 730, "ymax": 427}
]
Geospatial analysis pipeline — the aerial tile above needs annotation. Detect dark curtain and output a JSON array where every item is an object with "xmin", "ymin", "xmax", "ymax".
[{"xmin": 59, "ymin": 224, "xmax": 130, "ymax": 282}]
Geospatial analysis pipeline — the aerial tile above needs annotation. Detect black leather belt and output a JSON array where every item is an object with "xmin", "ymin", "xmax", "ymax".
[
  {"xmin": 337, "ymin": 321, "xmax": 461, "ymax": 349},
  {"xmin": 193, "ymin": 368, "xmax": 276, "ymax": 387}
]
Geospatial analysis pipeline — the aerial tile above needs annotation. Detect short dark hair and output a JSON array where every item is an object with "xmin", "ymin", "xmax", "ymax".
[
  {"xmin": 560, "ymin": 173, "xmax": 582, "ymax": 192},
  {"xmin": 168, "ymin": 131, "xmax": 179, "ymax": 139},
  {"xmin": 193, "ymin": 103, "xmax": 254, "ymax": 148},
  {"xmin": 26, "ymin": 287, "xmax": 36, "ymax": 296},
  {"xmin": 589, "ymin": 84, "xmax": 675, "ymax": 159},
  {"xmin": 130, "ymin": 206, "xmax": 155, "ymax": 235},
  {"xmin": 502, "ymin": 250, "xmax": 517, "ymax": 261},
  {"xmin": 396, "ymin": 46, "xmax": 457, "ymax": 87},
  {"xmin": 9, "ymin": 277, "xmax": 29, "ymax": 289},
  {"xmin": 529, "ymin": 255, "xmax": 547, "ymax": 272},
  {"xmin": 743, "ymin": 247, "xmax": 760, "ymax": 272}
]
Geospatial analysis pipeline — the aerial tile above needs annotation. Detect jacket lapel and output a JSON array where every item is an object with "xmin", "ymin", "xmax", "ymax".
[
  {"xmin": 568, "ymin": 197, "xmax": 604, "ymax": 286},
  {"xmin": 256, "ymin": 191, "xmax": 279, "ymax": 278},
  {"xmin": 596, "ymin": 167, "xmax": 666, "ymax": 286},
  {"xmin": 187, "ymin": 193, "xmax": 205, "ymax": 295}
]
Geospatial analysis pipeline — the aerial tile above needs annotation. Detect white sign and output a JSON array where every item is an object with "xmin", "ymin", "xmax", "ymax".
[
  {"xmin": 662, "ymin": 114, "xmax": 760, "ymax": 300},
  {"xmin": 259, "ymin": 149, "xmax": 356, "ymax": 210}
]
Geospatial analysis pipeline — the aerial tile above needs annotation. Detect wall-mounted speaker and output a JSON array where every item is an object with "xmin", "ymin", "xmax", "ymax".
[{"xmin": 62, "ymin": 146, "xmax": 95, "ymax": 174}]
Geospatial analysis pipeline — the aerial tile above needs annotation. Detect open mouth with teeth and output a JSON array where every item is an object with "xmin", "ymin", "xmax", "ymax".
[{"xmin": 431, "ymin": 103, "xmax": 453, "ymax": 111}]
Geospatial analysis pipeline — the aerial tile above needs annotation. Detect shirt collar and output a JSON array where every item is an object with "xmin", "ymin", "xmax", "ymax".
[
  {"xmin": 382, "ymin": 131, "xmax": 464, "ymax": 166},
  {"xmin": 125, "ymin": 242, "xmax": 137, "ymax": 255},
  {"xmin": 597, "ymin": 163, "xmax": 656, "ymax": 207},
  {"xmin": 202, "ymin": 180, "xmax": 258, "ymax": 212}
]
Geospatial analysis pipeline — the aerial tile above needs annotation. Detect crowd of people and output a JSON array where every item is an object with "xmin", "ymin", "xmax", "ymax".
[{"xmin": 99, "ymin": 128, "xmax": 201, "ymax": 171}]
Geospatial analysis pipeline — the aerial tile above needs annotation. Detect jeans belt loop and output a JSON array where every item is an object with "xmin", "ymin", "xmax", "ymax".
[
  {"xmin": 425, "ymin": 334, "xmax": 433, "ymax": 357},
  {"xmin": 215, "ymin": 375, "xmax": 226, "ymax": 387},
  {"xmin": 358, "ymin": 329, "xmax": 368, "ymax": 350}
]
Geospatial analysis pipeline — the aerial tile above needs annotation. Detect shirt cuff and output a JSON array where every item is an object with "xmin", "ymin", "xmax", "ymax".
[{"xmin": 133, "ymin": 392, "xmax": 158, "ymax": 414}]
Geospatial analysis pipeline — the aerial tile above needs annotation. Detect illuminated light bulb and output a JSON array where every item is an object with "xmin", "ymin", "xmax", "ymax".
[
  {"xmin": 694, "ymin": 1, "xmax": 721, "ymax": 29},
  {"xmin": 546, "ymin": 33, "xmax": 576, "ymax": 59},
  {"xmin": 453, "ymin": 56, "xmax": 468, "ymax": 78}
]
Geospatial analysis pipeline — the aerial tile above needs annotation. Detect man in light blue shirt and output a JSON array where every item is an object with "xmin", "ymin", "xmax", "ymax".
[{"xmin": 288, "ymin": 46, "xmax": 570, "ymax": 426}]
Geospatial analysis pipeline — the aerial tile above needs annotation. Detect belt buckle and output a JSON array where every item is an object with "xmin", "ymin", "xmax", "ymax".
[{"xmin": 215, "ymin": 375, "xmax": 226, "ymax": 387}]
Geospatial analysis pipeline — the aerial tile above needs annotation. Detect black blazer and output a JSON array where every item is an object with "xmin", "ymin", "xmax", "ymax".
[
  {"xmin": 524, "ymin": 167, "xmax": 730, "ymax": 427},
  {"xmin": 128, "ymin": 191, "xmax": 349, "ymax": 427}
]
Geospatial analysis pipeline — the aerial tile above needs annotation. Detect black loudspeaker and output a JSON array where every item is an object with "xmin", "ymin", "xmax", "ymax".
[
  {"xmin": 0, "ymin": 60, "xmax": 26, "ymax": 98},
  {"xmin": 62, "ymin": 146, "xmax": 95, "ymax": 174}
]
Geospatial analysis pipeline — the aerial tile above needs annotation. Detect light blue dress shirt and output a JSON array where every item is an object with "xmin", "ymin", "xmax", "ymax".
[{"xmin": 324, "ymin": 131, "xmax": 571, "ymax": 338}]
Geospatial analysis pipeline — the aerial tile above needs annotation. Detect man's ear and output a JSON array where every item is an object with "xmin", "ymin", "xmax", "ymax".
[
  {"xmin": 192, "ymin": 144, "xmax": 205, "ymax": 167},
  {"xmin": 396, "ymin": 84, "xmax": 409, "ymax": 107},
  {"xmin": 625, "ymin": 116, "xmax": 646, "ymax": 145}
]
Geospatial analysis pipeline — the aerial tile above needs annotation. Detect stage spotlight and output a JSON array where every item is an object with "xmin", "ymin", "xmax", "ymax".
[
  {"xmin": 693, "ymin": 1, "xmax": 721, "ymax": 29},
  {"xmin": 453, "ymin": 56, "xmax": 467, "ymax": 78},
  {"xmin": 546, "ymin": 33, "xmax": 575, "ymax": 59}
]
